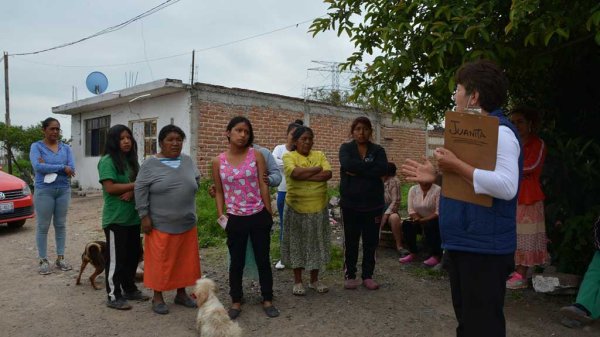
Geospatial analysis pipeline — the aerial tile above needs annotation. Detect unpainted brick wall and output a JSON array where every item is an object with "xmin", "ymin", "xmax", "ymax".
[{"xmin": 194, "ymin": 84, "xmax": 428, "ymax": 185}]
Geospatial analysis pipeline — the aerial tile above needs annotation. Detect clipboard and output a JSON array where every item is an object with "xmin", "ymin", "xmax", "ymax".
[{"xmin": 442, "ymin": 111, "xmax": 499, "ymax": 207}]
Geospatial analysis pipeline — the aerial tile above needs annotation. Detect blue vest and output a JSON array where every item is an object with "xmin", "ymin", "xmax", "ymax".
[{"xmin": 440, "ymin": 108, "xmax": 523, "ymax": 255}]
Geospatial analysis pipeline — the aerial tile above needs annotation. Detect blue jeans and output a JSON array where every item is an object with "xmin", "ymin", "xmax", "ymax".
[
  {"xmin": 276, "ymin": 191, "xmax": 286, "ymax": 241},
  {"xmin": 34, "ymin": 187, "xmax": 71, "ymax": 259}
]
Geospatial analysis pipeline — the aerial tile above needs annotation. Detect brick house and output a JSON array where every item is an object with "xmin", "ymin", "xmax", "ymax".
[{"xmin": 53, "ymin": 78, "xmax": 431, "ymax": 191}]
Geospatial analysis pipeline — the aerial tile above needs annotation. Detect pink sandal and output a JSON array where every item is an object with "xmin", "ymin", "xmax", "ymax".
[
  {"xmin": 399, "ymin": 254, "xmax": 416, "ymax": 264},
  {"xmin": 423, "ymin": 256, "xmax": 440, "ymax": 267}
]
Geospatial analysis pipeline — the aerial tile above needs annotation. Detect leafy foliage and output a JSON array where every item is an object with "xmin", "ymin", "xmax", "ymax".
[
  {"xmin": 195, "ymin": 179, "xmax": 225, "ymax": 248},
  {"xmin": 310, "ymin": 0, "xmax": 600, "ymax": 124},
  {"xmin": 0, "ymin": 122, "xmax": 45, "ymax": 181},
  {"xmin": 311, "ymin": 0, "xmax": 600, "ymax": 274},
  {"xmin": 1, "ymin": 122, "xmax": 44, "ymax": 155},
  {"xmin": 543, "ymin": 137, "xmax": 600, "ymax": 274}
]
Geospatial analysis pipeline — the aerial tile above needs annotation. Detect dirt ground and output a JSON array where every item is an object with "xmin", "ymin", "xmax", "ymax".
[{"xmin": 0, "ymin": 195, "xmax": 598, "ymax": 337}]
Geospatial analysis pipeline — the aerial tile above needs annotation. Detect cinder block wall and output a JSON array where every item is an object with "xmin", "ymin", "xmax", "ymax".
[{"xmin": 193, "ymin": 83, "xmax": 427, "ymax": 184}]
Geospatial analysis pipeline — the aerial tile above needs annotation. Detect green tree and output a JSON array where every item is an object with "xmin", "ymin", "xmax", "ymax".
[
  {"xmin": 1, "ymin": 122, "xmax": 44, "ymax": 180},
  {"xmin": 310, "ymin": 0, "xmax": 600, "ymax": 274},
  {"xmin": 310, "ymin": 0, "xmax": 599, "ymax": 123}
]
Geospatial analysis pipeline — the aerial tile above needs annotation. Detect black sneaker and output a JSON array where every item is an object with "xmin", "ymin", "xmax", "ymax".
[
  {"xmin": 106, "ymin": 298, "xmax": 132, "ymax": 310},
  {"xmin": 123, "ymin": 290, "xmax": 150, "ymax": 301}
]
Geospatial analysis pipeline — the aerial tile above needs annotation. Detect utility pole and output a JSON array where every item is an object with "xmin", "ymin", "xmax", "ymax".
[
  {"xmin": 190, "ymin": 50, "xmax": 196, "ymax": 85},
  {"xmin": 3, "ymin": 51, "xmax": 12, "ymax": 174}
]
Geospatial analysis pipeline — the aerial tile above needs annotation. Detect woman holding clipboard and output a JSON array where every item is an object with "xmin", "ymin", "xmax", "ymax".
[{"xmin": 402, "ymin": 59, "xmax": 522, "ymax": 337}]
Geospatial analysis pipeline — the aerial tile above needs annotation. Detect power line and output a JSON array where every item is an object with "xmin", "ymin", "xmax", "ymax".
[
  {"xmin": 10, "ymin": 0, "xmax": 182, "ymax": 56},
  {"xmin": 193, "ymin": 17, "xmax": 319, "ymax": 52},
  {"xmin": 13, "ymin": 52, "xmax": 190, "ymax": 68},
  {"xmin": 9, "ymin": 16, "xmax": 322, "ymax": 68}
]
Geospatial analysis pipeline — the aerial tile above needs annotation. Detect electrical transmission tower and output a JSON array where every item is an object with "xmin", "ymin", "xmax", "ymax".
[{"xmin": 304, "ymin": 61, "xmax": 359, "ymax": 105}]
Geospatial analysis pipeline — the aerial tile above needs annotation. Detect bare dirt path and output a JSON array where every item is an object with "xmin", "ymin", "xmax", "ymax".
[{"xmin": 0, "ymin": 195, "xmax": 598, "ymax": 337}]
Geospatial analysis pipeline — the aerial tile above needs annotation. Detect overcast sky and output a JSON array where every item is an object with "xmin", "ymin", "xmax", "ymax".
[{"xmin": 0, "ymin": 0, "xmax": 364, "ymax": 138}]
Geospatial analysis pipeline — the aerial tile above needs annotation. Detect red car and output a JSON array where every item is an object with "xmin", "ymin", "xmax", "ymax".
[{"xmin": 0, "ymin": 170, "xmax": 34, "ymax": 228}]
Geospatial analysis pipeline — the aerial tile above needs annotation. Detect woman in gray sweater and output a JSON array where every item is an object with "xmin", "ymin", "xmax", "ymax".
[{"xmin": 135, "ymin": 125, "xmax": 201, "ymax": 315}]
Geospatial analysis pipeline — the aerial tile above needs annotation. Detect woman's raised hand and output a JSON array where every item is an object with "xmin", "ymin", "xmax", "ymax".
[{"xmin": 401, "ymin": 156, "xmax": 436, "ymax": 184}]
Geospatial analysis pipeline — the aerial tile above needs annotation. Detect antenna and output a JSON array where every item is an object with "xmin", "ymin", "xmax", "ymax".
[
  {"xmin": 86, "ymin": 71, "xmax": 109, "ymax": 94},
  {"xmin": 125, "ymin": 71, "xmax": 139, "ymax": 88}
]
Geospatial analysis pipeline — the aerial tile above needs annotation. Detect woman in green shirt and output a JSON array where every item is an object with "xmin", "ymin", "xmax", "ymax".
[{"xmin": 98, "ymin": 124, "xmax": 148, "ymax": 310}]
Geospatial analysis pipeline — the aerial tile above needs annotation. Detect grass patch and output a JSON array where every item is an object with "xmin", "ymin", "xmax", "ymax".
[
  {"xmin": 327, "ymin": 244, "xmax": 344, "ymax": 270},
  {"xmin": 327, "ymin": 184, "xmax": 340, "ymax": 199},
  {"xmin": 196, "ymin": 179, "xmax": 225, "ymax": 248},
  {"xmin": 400, "ymin": 184, "xmax": 410, "ymax": 211},
  {"xmin": 507, "ymin": 290, "xmax": 524, "ymax": 301},
  {"xmin": 406, "ymin": 265, "xmax": 446, "ymax": 280},
  {"xmin": 270, "ymin": 229, "xmax": 281, "ymax": 261}
]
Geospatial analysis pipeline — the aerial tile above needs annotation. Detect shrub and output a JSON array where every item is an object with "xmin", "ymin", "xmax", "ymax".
[
  {"xmin": 543, "ymin": 136, "xmax": 600, "ymax": 275},
  {"xmin": 195, "ymin": 179, "xmax": 225, "ymax": 248}
]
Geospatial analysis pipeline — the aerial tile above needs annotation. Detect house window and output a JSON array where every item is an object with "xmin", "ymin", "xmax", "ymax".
[
  {"xmin": 85, "ymin": 116, "xmax": 110, "ymax": 157},
  {"xmin": 130, "ymin": 119, "xmax": 157, "ymax": 161}
]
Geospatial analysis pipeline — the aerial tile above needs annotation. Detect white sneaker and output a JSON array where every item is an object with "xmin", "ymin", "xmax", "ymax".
[{"xmin": 275, "ymin": 260, "xmax": 285, "ymax": 270}]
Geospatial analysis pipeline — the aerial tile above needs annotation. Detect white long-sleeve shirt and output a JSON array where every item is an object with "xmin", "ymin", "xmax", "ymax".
[
  {"xmin": 473, "ymin": 126, "xmax": 521, "ymax": 200},
  {"xmin": 272, "ymin": 144, "xmax": 290, "ymax": 192}
]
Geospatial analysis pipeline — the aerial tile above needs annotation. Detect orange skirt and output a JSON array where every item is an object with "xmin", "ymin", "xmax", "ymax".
[{"xmin": 144, "ymin": 227, "xmax": 201, "ymax": 291}]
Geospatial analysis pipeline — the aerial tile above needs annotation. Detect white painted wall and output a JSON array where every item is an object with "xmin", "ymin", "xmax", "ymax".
[{"xmin": 68, "ymin": 91, "xmax": 191, "ymax": 190}]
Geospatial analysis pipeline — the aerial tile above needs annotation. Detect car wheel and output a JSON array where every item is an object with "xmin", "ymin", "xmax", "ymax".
[{"xmin": 7, "ymin": 219, "xmax": 26, "ymax": 228}]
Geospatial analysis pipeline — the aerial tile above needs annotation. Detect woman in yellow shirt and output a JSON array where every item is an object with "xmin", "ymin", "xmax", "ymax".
[{"xmin": 281, "ymin": 125, "xmax": 332, "ymax": 295}]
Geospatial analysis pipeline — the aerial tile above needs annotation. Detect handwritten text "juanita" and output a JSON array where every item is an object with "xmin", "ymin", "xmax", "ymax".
[{"xmin": 448, "ymin": 121, "xmax": 487, "ymax": 139}]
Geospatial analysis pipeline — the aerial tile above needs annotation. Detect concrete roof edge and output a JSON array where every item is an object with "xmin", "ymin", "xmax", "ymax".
[{"xmin": 52, "ymin": 78, "xmax": 188, "ymax": 115}]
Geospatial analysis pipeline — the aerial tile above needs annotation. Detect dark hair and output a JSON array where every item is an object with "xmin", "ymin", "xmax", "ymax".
[
  {"xmin": 42, "ymin": 117, "xmax": 60, "ymax": 129},
  {"xmin": 455, "ymin": 59, "xmax": 508, "ymax": 112},
  {"xmin": 286, "ymin": 119, "xmax": 303, "ymax": 134},
  {"xmin": 102, "ymin": 124, "xmax": 139, "ymax": 180},
  {"xmin": 158, "ymin": 124, "xmax": 186, "ymax": 143},
  {"xmin": 290, "ymin": 126, "xmax": 314, "ymax": 151},
  {"xmin": 226, "ymin": 116, "xmax": 254, "ymax": 147},
  {"xmin": 350, "ymin": 116, "xmax": 373, "ymax": 137},
  {"xmin": 510, "ymin": 106, "xmax": 541, "ymax": 133},
  {"xmin": 386, "ymin": 162, "xmax": 397, "ymax": 176}
]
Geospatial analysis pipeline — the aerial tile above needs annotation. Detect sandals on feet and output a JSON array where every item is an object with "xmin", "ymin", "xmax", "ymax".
[
  {"xmin": 263, "ymin": 305, "xmax": 280, "ymax": 318},
  {"xmin": 228, "ymin": 307, "xmax": 241, "ymax": 320},
  {"xmin": 308, "ymin": 281, "xmax": 329, "ymax": 293},
  {"xmin": 152, "ymin": 301, "xmax": 169, "ymax": 315},
  {"xmin": 292, "ymin": 283, "xmax": 306, "ymax": 296},
  {"xmin": 174, "ymin": 294, "xmax": 197, "ymax": 308}
]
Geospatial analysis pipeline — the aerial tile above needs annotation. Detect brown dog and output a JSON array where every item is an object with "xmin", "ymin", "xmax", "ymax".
[{"xmin": 76, "ymin": 241, "xmax": 107, "ymax": 290}]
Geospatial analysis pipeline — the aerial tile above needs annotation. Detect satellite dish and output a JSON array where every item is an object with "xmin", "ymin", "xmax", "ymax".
[{"xmin": 86, "ymin": 71, "xmax": 109, "ymax": 94}]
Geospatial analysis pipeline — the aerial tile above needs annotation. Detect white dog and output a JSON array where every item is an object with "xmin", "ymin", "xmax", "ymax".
[{"xmin": 193, "ymin": 278, "xmax": 242, "ymax": 337}]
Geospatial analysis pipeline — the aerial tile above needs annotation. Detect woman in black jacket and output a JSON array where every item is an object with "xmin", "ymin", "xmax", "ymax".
[{"xmin": 339, "ymin": 116, "xmax": 388, "ymax": 290}]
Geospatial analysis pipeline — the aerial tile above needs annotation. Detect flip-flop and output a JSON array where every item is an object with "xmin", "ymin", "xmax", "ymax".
[{"xmin": 228, "ymin": 308, "xmax": 241, "ymax": 320}]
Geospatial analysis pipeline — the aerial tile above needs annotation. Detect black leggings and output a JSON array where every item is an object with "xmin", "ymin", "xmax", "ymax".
[
  {"xmin": 342, "ymin": 207, "xmax": 383, "ymax": 280},
  {"xmin": 402, "ymin": 218, "xmax": 442, "ymax": 257},
  {"xmin": 226, "ymin": 208, "xmax": 274, "ymax": 303}
]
